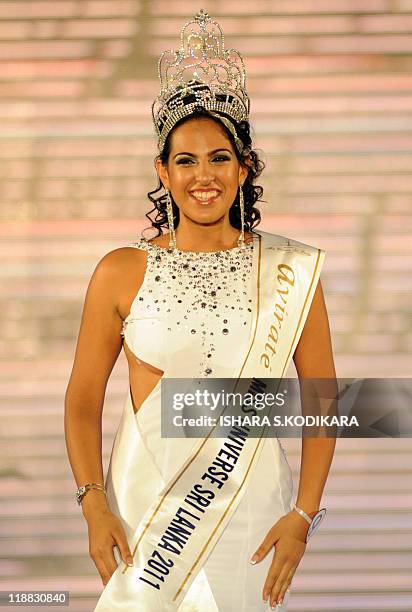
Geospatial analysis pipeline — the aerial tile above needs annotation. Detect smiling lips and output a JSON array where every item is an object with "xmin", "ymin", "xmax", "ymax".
[{"xmin": 190, "ymin": 190, "xmax": 220, "ymax": 204}]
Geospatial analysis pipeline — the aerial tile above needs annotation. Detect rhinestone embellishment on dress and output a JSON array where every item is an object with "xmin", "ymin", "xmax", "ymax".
[{"xmin": 121, "ymin": 237, "xmax": 254, "ymax": 377}]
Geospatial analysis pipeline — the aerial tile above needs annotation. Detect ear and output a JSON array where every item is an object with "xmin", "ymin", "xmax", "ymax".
[{"xmin": 155, "ymin": 158, "xmax": 170, "ymax": 190}]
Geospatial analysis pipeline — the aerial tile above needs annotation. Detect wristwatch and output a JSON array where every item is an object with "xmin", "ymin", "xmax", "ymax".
[
  {"xmin": 76, "ymin": 482, "xmax": 106, "ymax": 505},
  {"xmin": 293, "ymin": 503, "xmax": 327, "ymax": 543}
]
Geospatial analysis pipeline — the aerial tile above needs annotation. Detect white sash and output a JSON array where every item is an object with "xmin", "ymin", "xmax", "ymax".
[{"xmin": 94, "ymin": 230, "xmax": 325, "ymax": 611}]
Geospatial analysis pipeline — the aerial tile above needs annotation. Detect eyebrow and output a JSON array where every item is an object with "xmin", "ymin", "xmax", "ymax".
[{"xmin": 173, "ymin": 148, "xmax": 232, "ymax": 159}]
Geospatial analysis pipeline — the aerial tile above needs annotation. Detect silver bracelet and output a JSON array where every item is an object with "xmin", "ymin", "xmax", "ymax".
[
  {"xmin": 76, "ymin": 482, "xmax": 106, "ymax": 506},
  {"xmin": 292, "ymin": 503, "xmax": 314, "ymax": 524}
]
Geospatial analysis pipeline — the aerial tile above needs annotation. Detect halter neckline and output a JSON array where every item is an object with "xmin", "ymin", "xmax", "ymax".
[{"xmin": 143, "ymin": 234, "xmax": 256, "ymax": 256}]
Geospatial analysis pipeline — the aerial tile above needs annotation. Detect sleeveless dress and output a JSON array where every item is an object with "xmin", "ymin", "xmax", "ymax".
[{"xmin": 107, "ymin": 234, "xmax": 294, "ymax": 611}]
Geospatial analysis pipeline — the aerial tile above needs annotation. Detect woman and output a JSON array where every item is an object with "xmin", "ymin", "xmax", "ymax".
[{"xmin": 65, "ymin": 10, "xmax": 336, "ymax": 611}]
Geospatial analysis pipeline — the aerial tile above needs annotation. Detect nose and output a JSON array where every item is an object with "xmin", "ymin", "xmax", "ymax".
[{"xmin": 195, "ymin": 160, "xmax": 215, "ymax": 184}]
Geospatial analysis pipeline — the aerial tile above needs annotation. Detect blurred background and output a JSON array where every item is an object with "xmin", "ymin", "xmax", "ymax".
[{"xmin": 0, "ymin": 1, "xmax": 411, "ymax": 610}]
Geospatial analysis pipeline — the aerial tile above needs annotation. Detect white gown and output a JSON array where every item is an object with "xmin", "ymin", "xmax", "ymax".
[{"xmin": 99, "ymin": 234, "xmax": 294, "ymax": 611}]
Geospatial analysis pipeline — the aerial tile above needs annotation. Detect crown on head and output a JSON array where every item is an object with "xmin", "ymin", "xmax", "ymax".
[{"xmin": 152, "ymin": 9, "xmax": 251, "ymax": 155}]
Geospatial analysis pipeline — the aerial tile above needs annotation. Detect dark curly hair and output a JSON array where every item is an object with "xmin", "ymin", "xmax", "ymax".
[{"xmin": 144, "ymin": 105, "xmax": 266, "ymax": 239}]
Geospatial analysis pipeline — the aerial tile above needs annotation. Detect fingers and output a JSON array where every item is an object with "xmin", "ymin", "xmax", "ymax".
[
  {"xmin": 268, "ymin": 561, "xmax": 297, "ymax": 608},
  {"xmin": 261, "ymin": 542, "xmax": 302, "ymax": 608},
  {"xmin": 90, "ymin": 542, "xmax": 117, "ymax": 586},
  {"xmin": 113, "ymin": 529, "xmax": 134, "ymax": 567},
  {"xmin": 106, "ymin": 544, "xmax": 121, "ymax": 575},
  {"xmin": 90, "ymin": 547, "xmax": 114, "ymax": 587},
  {"xmin": 88, "ymin": 511, "xmax": 134, "ymax": 587},
  {"xmin": 262, "ymin": 551, "xmax": 286, "ymax": 603},
  {"xmin": 250, "ymin": 526, "xmax": 278, "ymax": 564}
]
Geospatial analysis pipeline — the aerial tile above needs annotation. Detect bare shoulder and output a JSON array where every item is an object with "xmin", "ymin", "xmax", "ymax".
[
  {"xmin": 92, "ymin": 246, "xmax": 148, "ymax": 320},
  {"xmin": 95, "ymin": 245, "xmax": 146, "ymax": 275}
]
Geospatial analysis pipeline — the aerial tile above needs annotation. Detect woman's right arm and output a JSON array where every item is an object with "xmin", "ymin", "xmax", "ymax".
[{"xmin": 64, "ymin": 248, "xmax": 135, "ymax": 583}]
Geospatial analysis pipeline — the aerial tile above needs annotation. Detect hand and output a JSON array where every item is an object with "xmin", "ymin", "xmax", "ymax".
[
  {"xmin": 83, "ymin": 492, "xmax": 134, "ymax": 587},
  {"xmin": 250, "ymin": 510, "xmax": 310, "ymax": 608}
]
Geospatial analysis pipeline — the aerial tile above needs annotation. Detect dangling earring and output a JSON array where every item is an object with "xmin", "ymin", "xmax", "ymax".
[
  {"xmin": 166, "ymin": 188, "xmax": 177, "ymax": 251},
  {"xmin": 237, "ymin": 182, "xmax": 246, "ymax": 249}
]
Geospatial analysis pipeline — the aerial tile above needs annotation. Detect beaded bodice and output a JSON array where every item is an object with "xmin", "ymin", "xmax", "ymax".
[{"xmin": 120, "ymin": 236, "xmax": 255, "ymax": 378}]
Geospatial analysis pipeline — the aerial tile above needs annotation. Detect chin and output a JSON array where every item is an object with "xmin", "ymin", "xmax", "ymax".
[{"xmin": 183, "ymin": 210, "xmax": 227, "ymax": 225}]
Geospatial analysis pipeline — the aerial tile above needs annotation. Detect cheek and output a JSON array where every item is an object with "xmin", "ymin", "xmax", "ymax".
[
  {"xmin": 169, "ymin": 165, "xmax": 239, "ymax": 192},
  {"xmin": 224, "ymin": 169, "xmax": 241, "ymax": 191},
  {"xmin": 171, "ymin": 170, "xmax": 193, "ymax": 189},
  {"xmin": 223, "ymin": 165, "xmax": 241, "ymax": 181}
]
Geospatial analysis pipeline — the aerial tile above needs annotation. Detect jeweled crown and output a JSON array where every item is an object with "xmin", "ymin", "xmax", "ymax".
[{"xmin": 152, "ymin": 9, "xmax": 250, "ymax": 154}]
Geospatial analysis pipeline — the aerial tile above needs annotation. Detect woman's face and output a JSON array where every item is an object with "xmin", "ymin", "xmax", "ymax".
[{"xmin": 156, "ymin": 117, "xmax": 248, "ymax": 226}]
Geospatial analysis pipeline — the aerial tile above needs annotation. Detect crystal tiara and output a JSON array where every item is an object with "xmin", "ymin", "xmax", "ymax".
[{"xmin": 151, "ymin": 9, "xmax": 251, "ymax": 155}]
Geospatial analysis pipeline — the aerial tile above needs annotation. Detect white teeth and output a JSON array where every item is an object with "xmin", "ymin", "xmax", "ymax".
[{"xmin": 192, "ymin": 191, "xmax": 218, "ymax": 201}]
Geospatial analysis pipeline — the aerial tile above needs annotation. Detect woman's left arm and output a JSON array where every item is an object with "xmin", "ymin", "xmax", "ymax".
[
  {"xmin": 250, "ymin": 278, "xmax": 338, "ymax": 608},
  {"xmin": 293, "ymin": 277, "xmax": 337, "ymax": 515}
]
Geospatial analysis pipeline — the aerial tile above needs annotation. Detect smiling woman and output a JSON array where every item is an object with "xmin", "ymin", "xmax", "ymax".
[
  {"xmin": 146, "ymin": 104, "xmax": 265, "ymax": 249},
  {"xmin": 152, "ymin": 114, "xmax": 252, "ymax": 252},
  {"xmin": 65, "ymin": 9, "xmax": 336, "ymax": 612}
]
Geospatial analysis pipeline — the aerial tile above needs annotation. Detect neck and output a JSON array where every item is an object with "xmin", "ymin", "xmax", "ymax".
[{"xmin": 174, "ymin": 218, "xmax": 247, "ymax": 251}]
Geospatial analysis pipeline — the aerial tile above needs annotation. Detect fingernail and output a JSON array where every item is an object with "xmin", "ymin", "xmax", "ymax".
[
  {"xmin": 250, "ymin": 554, "xmax": 258, "ymax": 564},
  {"xmin": 126, "ymin": 556, "xmax": 134, "ymax": 566}
]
